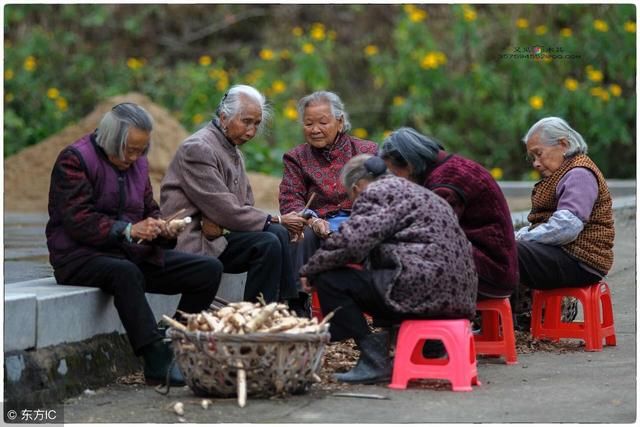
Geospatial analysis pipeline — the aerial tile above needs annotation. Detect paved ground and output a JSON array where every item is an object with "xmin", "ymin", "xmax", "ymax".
[{"xmin": 51, "ymin": 209, "xmax": 635, "ymax": 423}]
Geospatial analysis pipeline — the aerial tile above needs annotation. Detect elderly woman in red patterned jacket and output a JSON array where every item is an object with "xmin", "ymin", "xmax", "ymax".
[
  {"xmin": 278, "ymin": 91, "xmax": 378, "ymax": 315},
  {"xmin": 300, "ymin": 154, "xmax": 477, "ymax": 384}
]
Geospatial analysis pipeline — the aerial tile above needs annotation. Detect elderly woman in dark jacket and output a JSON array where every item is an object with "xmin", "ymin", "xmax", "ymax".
[
  {"xmin": 379, "ymin": 127, "xmax": 519, "ymax": 301},
  {"xmin": 161, "ymin": 85, "xmax": 306, "ymax": 305},
  {"xmin": 279, "ymin": 91, "xmax": 378, "ymax": 314},
  {"xmin": 46, "ymin": 102, "xmax": 222, "ymax": 386},
  {"xmin": 300, "ymin": 154, "xmax": 477, "ymax": 384}
]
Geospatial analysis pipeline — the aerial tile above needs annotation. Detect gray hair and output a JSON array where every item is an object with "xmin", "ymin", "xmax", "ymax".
[
  {"xmin": 297, "ymin": 91, "xmax": 352, "ymax": 133},
  {"xmin": 96, "ymin": 102, "xmax": 153, "ymax": 159},
  {"xmin": 523, "ymin": 117, "xmax": 588, "ymax": 156},
  {"xmin": 215, "ymin": 84, "xmax": 271, "ymax": 133},
  {"xmin": 379, "ymin": 127, "xmax": 442, "ymax": 183},
  {"xmin": 340, "ymin": 154, "xmax": 388, "ymax": 190}
]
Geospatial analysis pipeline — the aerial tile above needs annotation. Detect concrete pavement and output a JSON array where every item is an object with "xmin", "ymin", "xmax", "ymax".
[{"xmin": 57, "ymin": 207, "xmax": 636, "ymax": 423}]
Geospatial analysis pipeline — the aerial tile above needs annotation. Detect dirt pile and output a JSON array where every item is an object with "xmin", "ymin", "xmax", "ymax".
[{"xmin": 4, "ymin": 93, "xmax": 281, "ymax": 212}]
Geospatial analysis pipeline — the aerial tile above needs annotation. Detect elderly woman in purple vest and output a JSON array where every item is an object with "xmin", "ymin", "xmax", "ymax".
[
  {"xmin": 46, "ymin": 102, "xmax": 222, "ymax": 386},
  {"xmin": 379, "ymin": 127, "xmax": 519, "ymax": 301},
  {"xmin": 161, "ymin": 85, "xmax": 307, "ymax": 308},
  {"xmin": 516, "ymin": 117, "xmax": 614, "ymax": 297},
  {"xmin": 300, "ymin": 155, "xmax": 477, "ymax": 384}
]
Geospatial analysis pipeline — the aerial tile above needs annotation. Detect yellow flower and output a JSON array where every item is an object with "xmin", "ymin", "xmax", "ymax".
[
  {"xmin": 409, "ymin": 9, "xmax": 428, "ymax": 22},
  {"xmin": 599, "ymin": 91, "xmax": 610, "ymax": 101},
  {"xmin": 403, "ymin": 4, "xmax": 417, "ymax": 14},
  {"xmin": 192, "ymin": 113, "xmax": 205, "ymax": 124},
  {"xmin": 587, "ymin": 69, "xmax": 603, "ymax": 82},
  {"xmin": 529, "ymin": 95, "xmax": 544, "ymax": 110},
  {"xmin": 292, "ymin": 27, "xmax": 303, "ymax": 37},
  {"xmin": 364, "ymin": 44, "xmax": 379, "ymax": 57},
  {"xmin": 589, "ymin": 87, "xmax": 604, "ymax": 97},
  {"xmin": 624, "ymin": 21, "xmax": 636, "ymax": 33},
  {"xmin": 420, "ymin": 51, "xmax": 446, "ymax": 69},
  {"xmin": 302, "ymin": 43, "xmax": 315, "ymax": 54},
  {"xmin": 609, "ymin": 84, "xmax": 622, "ymax": 97},
  {"xmin": 393, "ymin": 96, "xmax": 405, "ymax": 106},
  {"xmin": 490, "ymin": 167, "xmax": 503, "ymax": 180},
  {"xmin": 246, "ymin": 69, "xmax": 264, "ymax": 84},
  {"xmin": 284, "ymin": 106, "xmax": 298, "ymax": 121},
  {"xmin": 560, "ymin": 27, "xmax": 573, "ymax": 37},
  {"xmin": 529, "ymin": 170, "xmax": 541, "ymax": 181},
  {"xmin": 383, "ymin": 130, "xmax": 393, "ymax": 138},
  {"xmin": 5, "ymin": 92, "xmax": 14, "ymax": 102},
  {"xmin": 47, "ymin": 87, "xmax": 60, "ymax": 99},
  {"xmin": 199, "ymin": 55, "xmax": 212, "ymax": 66},
  {"xmin": 564, "ymin": 78, "xmax": 579, "ymax": 91},
  {"xmin": 463, "ymin": 6, "xmax": 477, "ymax": 22},
  {"xmin": 593, "ymin": 19, "xmax": 609, "ymax": 32},
  {"xmin": 272, "ymin": 80, "xmax": 286, "ymax": 94},
  {"xmin": 55, "ymin": 97, "xmax": 68, "ymax": 111},
  {"xmin": 516, "ymin": 18, "xmax": 529, "ymax": 29},
  {"xmin": 259, "ymin": 49, "xmax": 274, "ymax": 61},
  {"xmin": 535, "ymin": 25, "xmax": 547, "ymax": 35},
  {"xmin": 280, "ymin": 49, "xmax": 291, "ymax": 60},
  {"xmin": 353, "ymin": 128, "xmax": 368, "ymax": 139},
  {"xmin": 23, "ymin": 55, "xmax": 37, "ymax": 72},
  {"xmin": 216, "ymin": 78, "xmax": 228, "ymax": 92},
  {"xmin": 310, "ymin": 23, "xmax": 326, "ymax": 41},
  {"xmin": 4, "ymin": 69, "xmax": 14, "ymax": 80},
  {"xmin": 126, "ymin": 57, "xmax": 143, "ymax": 70}
]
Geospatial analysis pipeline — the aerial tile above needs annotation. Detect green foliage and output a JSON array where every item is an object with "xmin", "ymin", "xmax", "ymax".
[{"xmin": 4, "ymin": 4, "xmax": 636, "ymax": 179}]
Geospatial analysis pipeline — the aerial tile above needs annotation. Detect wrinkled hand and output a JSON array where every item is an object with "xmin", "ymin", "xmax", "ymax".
[
  {"xmin": 300, "ymin": 276, "xmax": 314, "ymax": 293},
  {"xmin": 132, "ymin": 217, "xmax": 165, "ymax": 242},
  {"xmin": 159, "ymin": 220, "xmax": 179, "ymax": 240},
  {"xmin": 280, "ymin": 212, "xmax": 306, "ymax": 235},
  {"xmin": 309, "ymin": 218, "xmax": 331, "ymax": 239}
]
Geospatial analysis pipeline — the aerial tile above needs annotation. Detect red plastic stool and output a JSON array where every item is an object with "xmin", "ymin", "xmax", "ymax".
[
  {"xmin": 388, "ymin": 319, "xmax": 480, "ymax": 391},
  {"xmin": 530, "ymin": 281, "xmax": 616, "ymax": 352},
  {"xmin": 474, "ymin": 298, "xmax": 518, "ymax": 364},
  {"xmin": 311, "ymin": 290, "xmax": 323, "ymax": 321}
]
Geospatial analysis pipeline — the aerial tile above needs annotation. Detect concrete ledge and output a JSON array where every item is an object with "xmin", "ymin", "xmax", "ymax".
[{"xmin": 4, "ymin": 274, "xmax": 246, "ymax": 352}]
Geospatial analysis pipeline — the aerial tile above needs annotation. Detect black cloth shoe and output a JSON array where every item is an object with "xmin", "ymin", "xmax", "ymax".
[
  {"xmin": 334, "ymin": 331, "xmax": 392, "ymax": 384},
  {"xmin": 142, "ymin": 339, "xmax": 185, "ymax": 386},
  {"xmin": 422, "ymin": 339, "xmax": 447, "ymax": 359}
]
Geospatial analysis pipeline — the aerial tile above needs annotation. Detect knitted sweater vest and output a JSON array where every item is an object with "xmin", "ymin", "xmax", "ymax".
[{"xmin": 528, "ymin": 154, "xmax": 614, "ymax": 274}]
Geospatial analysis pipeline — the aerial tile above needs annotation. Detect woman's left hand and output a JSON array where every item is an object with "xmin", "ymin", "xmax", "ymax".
[
  {"xmin": 309, "ymin": 218, "xmax": 331, "ymax": 238},
  {"xmin": 300, "ymin": 276, "xmax": 314, "ymax": 293}
]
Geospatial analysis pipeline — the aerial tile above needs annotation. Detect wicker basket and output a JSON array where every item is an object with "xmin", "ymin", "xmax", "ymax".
[{"xmin": 167, "ymin": 327, "xmax": 330, "ymax": 399}]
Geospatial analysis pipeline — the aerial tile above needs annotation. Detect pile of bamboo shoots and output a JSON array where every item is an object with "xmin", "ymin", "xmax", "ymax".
[
  {"xmin": 162, "ymin": 300, "xmax": 332, "ymax": 335},
  {"xmin": 162, "ymin": 298, "xmax": 332, "ymax": 408}
]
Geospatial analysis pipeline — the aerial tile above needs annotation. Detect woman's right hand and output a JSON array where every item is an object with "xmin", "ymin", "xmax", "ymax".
[
  {"xmin": 309, "ymin": 217, "xmax": 331, "ymax": 238},
  {"xmin": 131, "ymin": 217, "xmax": 165, "ymax": 242},
  {"xmin": 280, "ymin": 212, "xmax": 307, "ymax": 234}
]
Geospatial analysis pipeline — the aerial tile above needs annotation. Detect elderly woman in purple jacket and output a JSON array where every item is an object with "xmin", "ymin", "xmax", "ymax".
[
  {"xmin": 46, "ymin": 103, "xmax": 222, "ymax": 386},
  {"xmin": 300, "ymin": 154, "xmax": 477, "ymax": 384}
]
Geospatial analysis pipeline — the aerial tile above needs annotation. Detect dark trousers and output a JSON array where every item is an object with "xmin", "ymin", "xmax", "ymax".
[
  {"xmin": 219, "ymin": 223, "xmax": 298, "ymax": 302},
  {"xmin": 517, "ymin": 240, "xmax": 602, "ymax": 290},
  {"xmin": 63, "ymin": 249, "xmax": 222, "ymax": 355},
  {"xmin": 289, "ymin": 227, "xmax": 323, "ymax": 291},
  {"xmin": 313, "ymin": 268, "xmax": 396, "ymax": 342}
]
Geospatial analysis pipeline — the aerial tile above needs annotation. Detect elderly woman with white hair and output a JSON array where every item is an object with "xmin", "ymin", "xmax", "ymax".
[
  {"xmin": 299, "ymin": 154, "xmax": 477, "ymax": 384},
  {"xmin": 516, "ymin": 117, "xmax": 615, "ymax": 294},
  {"xmin": 278, "ymin": 91, "xmax": 378, "ymax": 315},
  {"xmin": 46, "ymin": 102, "xmax": 223, "ymax": 386},
  {"xmin": 161, "ymin": 85, "xmax": 306, "ymax": 306}
]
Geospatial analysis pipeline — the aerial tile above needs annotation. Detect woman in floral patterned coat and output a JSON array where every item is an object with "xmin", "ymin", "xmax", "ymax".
[
  {"xmin": 278, "ymin": 91, "xmax": 378, "ymax": 314},
  {"xmin": 300, "ymin": 154, "xmax": 477, "ymax": 384}
]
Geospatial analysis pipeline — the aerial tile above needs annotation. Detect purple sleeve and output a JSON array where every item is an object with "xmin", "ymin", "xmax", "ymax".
[{"xmin": 556, "ymin": 168, "xmax": 598, "ymax": 222}]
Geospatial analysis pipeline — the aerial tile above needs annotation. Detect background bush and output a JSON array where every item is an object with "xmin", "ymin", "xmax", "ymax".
[{"xmin": 4, "ymin": 4, "xmax": 636, "ymax": 179}]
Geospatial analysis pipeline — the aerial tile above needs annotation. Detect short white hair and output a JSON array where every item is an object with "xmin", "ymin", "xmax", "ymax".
[
  {"xmin": 215, "ymin": 84, "xmax": 271, "ymax": 133},
  {"xmin": 523, "ymin": 117, "xmax": 588, "ymax": 156}
]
